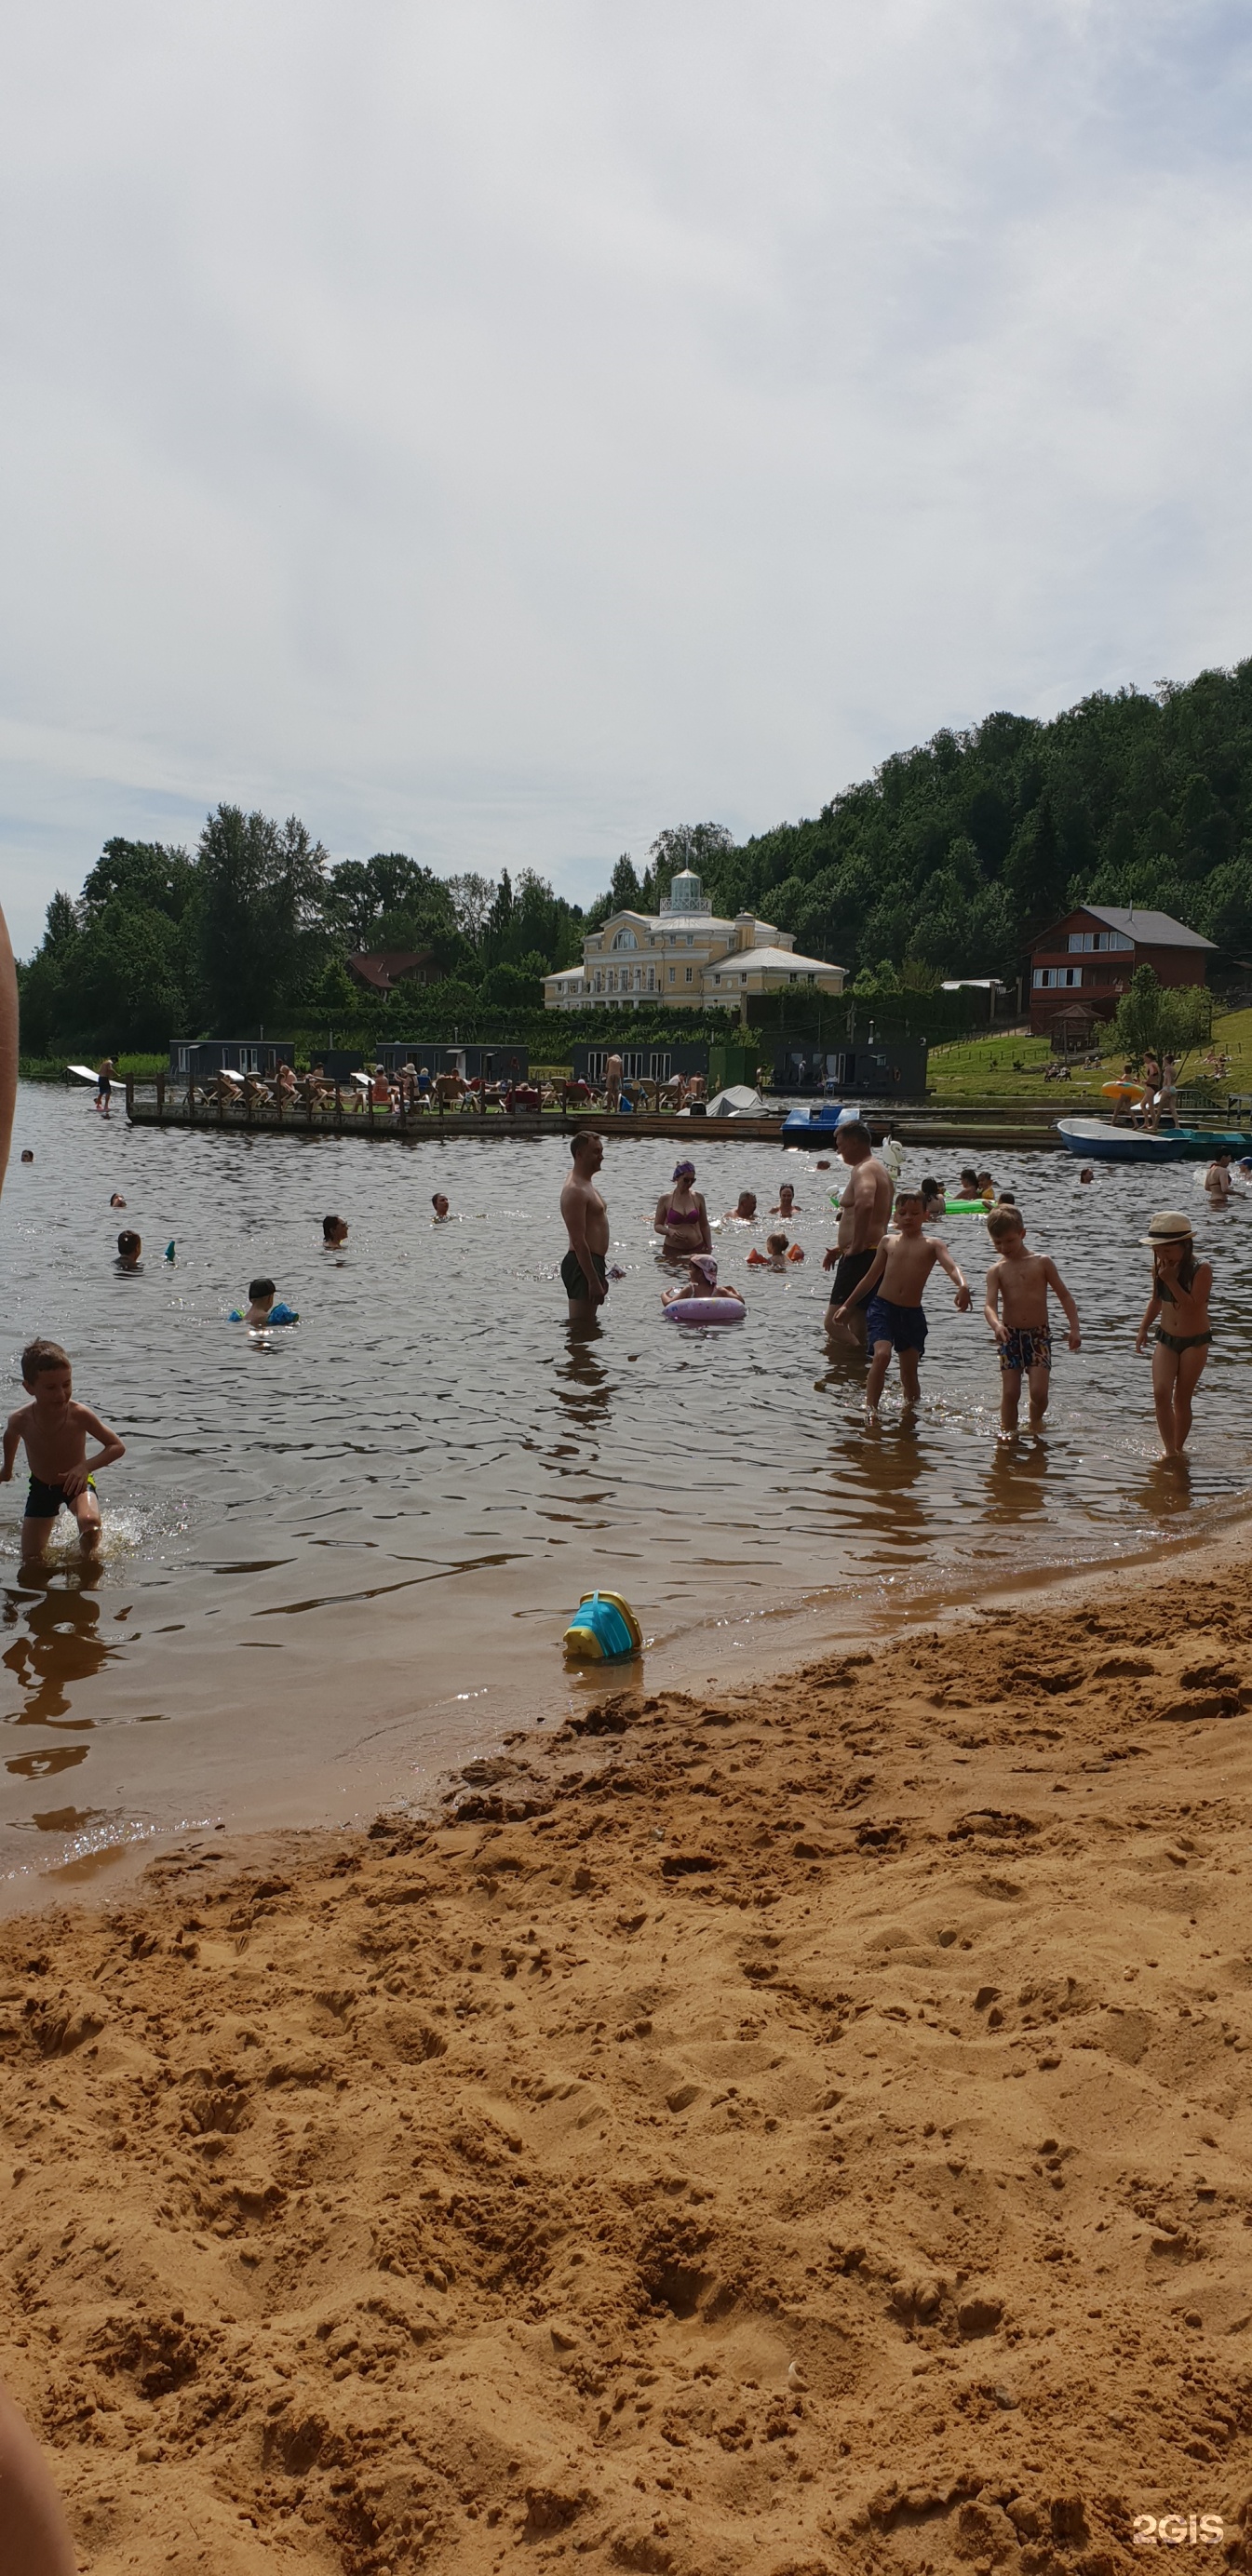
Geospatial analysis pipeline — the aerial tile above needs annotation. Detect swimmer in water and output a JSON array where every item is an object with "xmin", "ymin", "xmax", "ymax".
[
  {"xmin": 725, "ymin": 1190, "xmax": 758, "ymax": 1221},
  {"xmin": 322, "ymin": 1213, "xmax": 348, "ymax": 1246},
  {"xmin": 959, "ymin": 1167, "xmax": 980, "ymax": 1200},
  {"xmin": 20, "ymin": 1149, "xmax": 33, "ymax": 1164},
  {"xmin": 236, "ymin": 1277, "xmax": 299, "ymax": 1327},
  {"xmin": 662, "ymin": 1252, "xmax": 745, "ymax": 1309},
  {"xmin": 1204, "ymin": 1152, "xmax": 1233, "ymax": 1203},
  {"xmin": 921, "ymin": 1175, "xmax": 946, "ymax": 1217},
  {"xmin": 431, "ymin": 1194, "xmax": 451, "ymax": 1222},
  {"xmin": 110, "ymin": 1191, "xmax": 126, "ymax": 1207},
  {"xmin": 1079, "ymin": 1166, "xmax": 1095, "ymax": 1184},
  {"xmin": 1, "ymin": 1337, "xmax": 126, "ymax": 1566},
  {"xmin": 771, "ymin": 1182, "xmax": 798, "ymax": 1217},
  {"xmin": 114, "ymin": 1229, "xmax": 142, "ymax": 1269}
]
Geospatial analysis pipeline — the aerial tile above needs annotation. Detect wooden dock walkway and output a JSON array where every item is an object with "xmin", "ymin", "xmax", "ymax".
[{"xmin": 124, "ymin": 1080, "xmax": 1070, "ymax": 1150}]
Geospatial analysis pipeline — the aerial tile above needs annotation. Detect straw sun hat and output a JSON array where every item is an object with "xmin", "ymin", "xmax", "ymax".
[{"xmin": 1141, "ymin": 1210, "xmax": 1194, "ymax": 1244}]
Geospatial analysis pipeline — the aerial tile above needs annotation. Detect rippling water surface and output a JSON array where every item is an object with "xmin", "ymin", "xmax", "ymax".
[{"xmin": 1, "ymin": 1084, "xmax": 1249, "ymax": 1889}]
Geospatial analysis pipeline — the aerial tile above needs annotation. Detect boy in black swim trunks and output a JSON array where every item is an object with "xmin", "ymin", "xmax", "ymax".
[
  {"xmin": 983, "ymin": 1205, "xmax": 1081, "ymax": 1438},
  {"xmin": 1, "ymin": 1338, "xmax": 126, "ymax": 1565},
  {"xmin": 828, "ymin": 1190, "xmax": 972, "ymax": 1414}
]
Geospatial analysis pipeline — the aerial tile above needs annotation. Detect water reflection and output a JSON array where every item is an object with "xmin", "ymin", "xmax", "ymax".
[
  {"xmin": 984, "ymin": 1435, "xmax": 1052, "ymax": 1524},
  {"xmin": 1, "ymin": 1576, "xmax": 112, "ymax": 1724}
]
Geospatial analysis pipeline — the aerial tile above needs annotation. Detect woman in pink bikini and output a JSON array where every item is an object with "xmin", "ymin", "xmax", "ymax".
[{"xmin": 653, "ymin": 1160, "xmax": 712, "ymax": 1260}]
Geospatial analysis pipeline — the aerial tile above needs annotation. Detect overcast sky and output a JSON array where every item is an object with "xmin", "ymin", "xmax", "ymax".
[{"xmin": 2, "ymin": 1, "xmax": 1251, "ymax": 953}]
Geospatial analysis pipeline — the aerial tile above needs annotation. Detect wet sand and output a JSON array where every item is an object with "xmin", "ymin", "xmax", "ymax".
[{"xmin": 5, "ymin": 1535, "xmax": 1252, "ymax": 2572}]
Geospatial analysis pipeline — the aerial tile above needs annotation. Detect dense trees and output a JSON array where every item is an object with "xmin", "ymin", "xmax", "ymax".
[
  {"xmin": 18, "ymin": 810, "xmax": 586, "ymax": 1052},
  {"xmin": 19, "ymin": 658, "xmax": 1252, "ymax": 1053},
  {"xmin": 674, "ymin": 667, "xmax": 1252, "ymax": 980}
]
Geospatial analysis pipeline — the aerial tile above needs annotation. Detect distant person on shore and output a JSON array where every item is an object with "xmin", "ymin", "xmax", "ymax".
[
  {"xmin": 94, "ymin": 1057, "xmax": 114, "ymax": 1117},
  {"xmin": 822, "ymin": 1120, "xmax": 893, "ymax": 1348},
  {"xmin": 653, "ymin": 1161, "xmax": 711, "ymax": 1257},
  {"xmin": 604, "ymin": 1052, "xmax": 623, "ymax": 1111},
  {"xmin": 771, "ymin": 1182, "xmax": 798, "ymax": 1216},
  {"xmin": 1204, "ymin": 1152, "xmax": 1233, "ymax": 1203},
  {"xmin": 560, "ymin": 1132, "xmax": 610, "ymax": 1320},
  {"xmin": 1136, "ymin": 1212, "xmax": 1213, "ymax": 1458},
  {"xmin": 828, "ymin": 1190, "xmax": 971, "ymax": 1415},
  {"xmin": 983, "ymin": 1205, "xmax": 1081, "ymax": 1438},
  {"xmin": 1, "ymin": 1338, "xmax": 126, "ymax": 1566},
  {"xmin": 431, "ymin": 1193, "xmax": 451, "ymax": 1222},
  {"xmin": 115, "ymin": 1229, "xmax": 142, "ymax": 1270},
  {"xmin": 725, "ymin": 1189, "xmax": 758, "ymax": 1221},
  {"xmin": 322, "ymin": 1214, "xmax": 348, "ymax": 1246},
  {"xmin": 232, "ymin": 1278, "xmax": 299, "ymax": 1327}
]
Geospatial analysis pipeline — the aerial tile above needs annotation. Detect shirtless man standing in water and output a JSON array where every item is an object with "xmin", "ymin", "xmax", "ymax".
[
  {"xmin": 821, "ymin": 1120, "xmax": 894, "ymax": 1348},
  {"xmin": 559, "ymin": 1132, "xmax": 610, "ymax": 1321}
]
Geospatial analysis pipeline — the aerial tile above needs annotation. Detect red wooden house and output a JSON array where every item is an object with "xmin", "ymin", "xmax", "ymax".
[{"xmin": 1027, "ymin": 905, "xmax": 1214, "ymax": 1037}]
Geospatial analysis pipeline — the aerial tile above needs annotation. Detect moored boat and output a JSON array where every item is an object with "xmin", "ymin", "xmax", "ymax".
[{"xmin": 1056, "ymin": 1116, "xmax": 1252, "ymax": 1163}]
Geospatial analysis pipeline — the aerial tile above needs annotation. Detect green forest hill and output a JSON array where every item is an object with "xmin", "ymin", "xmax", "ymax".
[{"xmin": 18, "ymin": 658, "xmax": 1252, "ymax": 1058}]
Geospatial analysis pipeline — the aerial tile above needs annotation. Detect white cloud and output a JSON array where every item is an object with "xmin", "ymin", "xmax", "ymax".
[{"xmin": 2, "ymin": 0, "xmax": 1251, "ymax": 950}]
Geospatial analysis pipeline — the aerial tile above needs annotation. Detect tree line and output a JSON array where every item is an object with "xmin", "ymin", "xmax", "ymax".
[
  {"xmin": 18, "ymin": 816, "xmax": 587, "ymax": 1053},
  {"xmin": 18, "ymin": 658, "xmax": 1252, "ymax": 1053}
]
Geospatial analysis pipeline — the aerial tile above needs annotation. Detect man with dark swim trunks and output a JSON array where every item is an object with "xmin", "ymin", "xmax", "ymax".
[
  {"xmin": 559, "ymin": 1132, "xmax": 610, "ymax": 1321},
  {"xmin": 822, "ymin": 1120, "xmax": 893, "ymax": 1348}
]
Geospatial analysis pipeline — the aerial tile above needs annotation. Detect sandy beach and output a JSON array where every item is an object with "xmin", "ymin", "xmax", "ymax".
[{"xmin": 5, "ymin": 1537, "xmax": 1252, "ymax": 2573}]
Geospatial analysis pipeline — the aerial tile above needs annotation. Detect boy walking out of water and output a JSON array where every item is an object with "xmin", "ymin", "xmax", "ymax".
[
  {"xmin": 828, "ymin": 1189, "xmax": 971, "ymax": 1413},
  {"xmin": 1, "ymin": 1339, "xmax": 126, "ymax": 1564},
  {"xmin": 983, "ymin": 1206, "xmax": 1081, "ymax": 1436}
]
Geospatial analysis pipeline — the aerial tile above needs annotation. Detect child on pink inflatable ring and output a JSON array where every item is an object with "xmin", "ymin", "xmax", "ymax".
[{"xmin": 662, "ymin": 1252, "xmax": 746, "ymax": 1312}]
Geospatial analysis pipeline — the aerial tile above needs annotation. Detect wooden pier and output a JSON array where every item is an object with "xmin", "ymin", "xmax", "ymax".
[{"xmin": 124, "ymin": 1080, "xmax": 1072, "ymax": 1150}]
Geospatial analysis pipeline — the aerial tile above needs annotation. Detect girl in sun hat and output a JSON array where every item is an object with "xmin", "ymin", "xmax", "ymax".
[{"xmin": 1135, "ymin": 1210, "xmax": 1213, "ymax": 1459}]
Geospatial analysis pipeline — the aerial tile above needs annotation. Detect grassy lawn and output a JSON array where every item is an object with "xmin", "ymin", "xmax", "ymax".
[{"xmin": 929, "ymin": 1006, "xmax": 1252, "ymax": 1106}]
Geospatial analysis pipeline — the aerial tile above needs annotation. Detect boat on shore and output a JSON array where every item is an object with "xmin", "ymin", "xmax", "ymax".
[{"xmin": 1056, "ymin": 1115, "xmax": 1252, "ymax": 1163}]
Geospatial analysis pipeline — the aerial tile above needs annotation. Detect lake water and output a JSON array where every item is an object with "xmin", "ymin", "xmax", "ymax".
[{"xmin": 2, "ymin": 1083, "xmax": 1250, "ymax": 1897}]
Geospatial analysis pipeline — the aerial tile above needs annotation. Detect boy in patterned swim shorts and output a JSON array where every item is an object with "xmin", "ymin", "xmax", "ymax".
[{"xmin": 983, "ymin": 1206, "xmax": 1082, "ymax": 1437}]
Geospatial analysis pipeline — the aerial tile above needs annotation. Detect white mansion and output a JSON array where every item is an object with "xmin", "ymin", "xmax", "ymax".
[{"xmin": 542, "ymin": 868, "xmax": 847, "ymax": 1017}]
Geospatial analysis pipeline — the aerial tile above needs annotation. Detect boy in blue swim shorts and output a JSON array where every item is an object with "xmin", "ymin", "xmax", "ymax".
[{"xmin": 828, "ymin": 1190, "xmax": 972, "ymax": 1414}]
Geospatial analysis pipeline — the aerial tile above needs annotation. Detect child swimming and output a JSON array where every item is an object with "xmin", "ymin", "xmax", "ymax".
[
  {"xmin": 983, "ymin": 1205, "xmax": 1081, "ymax": 1436},
  {"xmin": 747, "ymin": 1234, "xmax": 803, "ymax": 1268},
  {"xmin": 1, "ymin": 1338, "xmax": 126, "ymax": 1565},
  {"xmin": 115, "ymin": 1229, "xmax": 142, "ymax": 1270},
  {"xmin": 1135, "ymin": 1211, "xmax": 1213, "ymax": 1458},
  {"xmin": 322, "ymin": 1214, "xmax": 348, "ymax": 1246},
  {"xmin": 828, "ymin": 1189, "xmax": 971, "ymax": 1414},
  {"xmin": 231, "ymin": 1277, "xmax": 299, "ymax": 1327}
]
